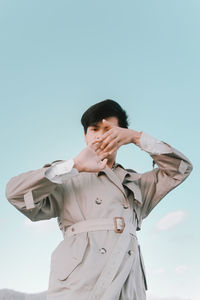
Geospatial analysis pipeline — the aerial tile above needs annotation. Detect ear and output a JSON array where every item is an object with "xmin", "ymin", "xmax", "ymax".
[{"xmin": 84, "ymin": 132, "xmax": 88, "ymax": 144}]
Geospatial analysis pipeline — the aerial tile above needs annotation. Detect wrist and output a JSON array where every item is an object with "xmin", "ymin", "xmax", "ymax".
[
  {"xmin": 73, "ymin": 157, "xmax": 83, "ymax": 172},
  {"xmin": 130, "ymin": 130, "xmax": 142, "ymax": 145}
]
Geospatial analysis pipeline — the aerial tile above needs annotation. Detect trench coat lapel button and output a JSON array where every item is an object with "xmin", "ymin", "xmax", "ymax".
[
  {"xmin": 99, "ymin": 248, "xmax": 107, "ymax": 254},
  {"xmin": 95, "ymin": 197, "xmax": 102, "ymax": 205},
  {"xmin": 128, "ymin": 250, "xmax": 134, "ymax": 256},
  {"xmin": 123, "ymin": 203, "xmax": 129, "ymax": 209}
]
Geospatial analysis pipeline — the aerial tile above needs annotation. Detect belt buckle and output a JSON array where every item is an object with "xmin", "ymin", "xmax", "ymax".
[{"xmin": 113, "ymin": 217, "xmax": 125, "ymax": 233}]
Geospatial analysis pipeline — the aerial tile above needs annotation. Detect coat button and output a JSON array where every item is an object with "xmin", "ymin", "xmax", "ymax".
[
  {"xmin": 95, "ymin": 197, "xmax": 102, "ymax": 205},
  {"xmin": 99, "ymin": 248, "xmax": 107, "ymax": 254},
  {"xmin": 71, "ymin": 227, "xmax": 75, "ymax": 232},
  {"xmin": 123, "ymin": 203, "xmax": 129, "ymax": 209},
  {"xmin": 128, "ymin": 250, "xmax": 134, "ymax": 256}
]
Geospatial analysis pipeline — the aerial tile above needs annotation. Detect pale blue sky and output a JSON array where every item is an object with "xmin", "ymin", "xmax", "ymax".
[{"xmin": 0, "ymin": 1, "xmax": 199, "ymax": 299}]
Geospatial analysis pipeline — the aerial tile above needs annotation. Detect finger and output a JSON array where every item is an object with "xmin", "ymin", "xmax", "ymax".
[
  {"xmin": 90, "ymin": 140, "xmax": 100, "ymax": 147},
  {"xmin": 91, "ymin": 138, "xmax": 102, "ymax": 144},
  {"xmin": 97, "ymin": 130, "xmax": 116, "ymax": 150},
  {"xmin": 90, "ymin": 141, "xmax": 101, "ymax": 151},
  {"xmin": 95, "ymin": 147, "xmax": 103, "ymax": 156},
  {"xmin": 101, "ymin": 139, "xmax": 120, "ymax": 153},
  {"xmin": 99, "ymin": 158, "xmax": 108, "ymax": 170},
  {"xmin": 99, "ymin": 152, "xmax": 110, "ymax": 160},
  {"xmin": 102, "ymin": 119, "xmax": 113, "ymax": 129},
  {"xmin": 108, "ymin": 144, "xmax": 120, "ymax": 155},
  {"xmin": 99, "ymin": 134, "xmax": 117, "ymax": 150},
  {"xmin": 100, "ymin": 134, "xmax": 121, "ymax": 152},
  {"xmin": 97, "ymin": 129, "xmax": 113, "ymax": 142}
]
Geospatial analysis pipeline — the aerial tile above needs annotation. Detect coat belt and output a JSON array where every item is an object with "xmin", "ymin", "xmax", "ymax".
[{"xmin": 64, "ymin": 217, "xmax": 136, "ymax": 237}]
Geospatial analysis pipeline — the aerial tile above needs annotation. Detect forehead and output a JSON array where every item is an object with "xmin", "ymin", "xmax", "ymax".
[{"xmin": 89, "ymin": 116, "xmax": 119, "ymax": 127}]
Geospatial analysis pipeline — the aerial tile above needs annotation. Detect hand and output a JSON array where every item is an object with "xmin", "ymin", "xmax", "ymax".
[
  {"xmin": 73, "ymin": 143, "xmax": 109, "ymax": 173},
  {"xmin": 95, "ymin": 119, "xmax": 142, "ymax": 156}
]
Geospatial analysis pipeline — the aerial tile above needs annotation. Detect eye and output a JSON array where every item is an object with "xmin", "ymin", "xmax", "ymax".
[{"xmin": 90, "ymin": 127, "xmax": 98, "ymax": 131}]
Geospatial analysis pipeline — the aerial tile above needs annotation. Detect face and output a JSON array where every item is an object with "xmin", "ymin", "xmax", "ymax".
[{"xmin": 84, "ymin": 116, "xmax": 119, "ymax": 146}]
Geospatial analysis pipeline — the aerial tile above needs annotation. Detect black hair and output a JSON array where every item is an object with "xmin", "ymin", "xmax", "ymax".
[{"xmin": 81, "ymin": 99, "xmax": 129, "ymax": 133}]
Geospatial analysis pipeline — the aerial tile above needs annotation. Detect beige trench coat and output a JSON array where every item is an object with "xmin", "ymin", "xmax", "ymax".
[{"xmin": 6, "ymin": 143, "xmax": 192, "ymax": 300}]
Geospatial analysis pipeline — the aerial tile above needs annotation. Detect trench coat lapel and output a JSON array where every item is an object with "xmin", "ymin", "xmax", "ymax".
[
  {"xmin": 97, "ymin": 163, "xmax": 142, "ymax": 206},
  {"xmin": 97, "ymin": 165, "xmax": 127, "ymax": 198},
  {"xmin": 114, "ymin": 164, "xmax": 143, "ymax": 206}
]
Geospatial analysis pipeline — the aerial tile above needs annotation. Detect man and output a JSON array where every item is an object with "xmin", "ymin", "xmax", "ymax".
[{"xmin": 6, "ymin": 99, "xmax": 193, "ymax": 300}]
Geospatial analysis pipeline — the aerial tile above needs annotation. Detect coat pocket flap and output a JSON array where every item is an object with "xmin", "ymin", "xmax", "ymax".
[{"xmin": 51, "ymin": 233, "xmax": 88, "ymax": 281}]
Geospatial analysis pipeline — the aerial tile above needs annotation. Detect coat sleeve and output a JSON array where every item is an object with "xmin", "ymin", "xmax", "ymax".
[
  {"xmin": 5, "ymin": 165, "xmax": 65, "ymax": 221},
  {"xmin": 137, "ymin": 143, "xmax": 193, "ymax": 221}
]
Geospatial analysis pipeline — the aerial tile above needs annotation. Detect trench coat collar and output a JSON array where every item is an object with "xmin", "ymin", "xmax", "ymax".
[
  {"xmin": 97, "ymin": 163, "xmax": 142, "ymax": 205},
  {"xmin": 113, "ymin": 163, "xmax": 142, "ymax": 206},
  {"xmin": 97, "ymin": 164, "xmax": 127, "ymax": 198},
  {"xmin": 112, "ymin": 163, "xmax": 137, "ymax": 181}
]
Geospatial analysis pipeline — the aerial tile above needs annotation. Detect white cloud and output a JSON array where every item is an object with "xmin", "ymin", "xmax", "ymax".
[
  {"xmin": 151, "ymin": 268, "xmax": 166, "ymax": 275},
  {"xmin": 156, "ymin": 210, "xmax": 188, "ymax": 231},
  {"xmin": 24, "ymin": 218, "xmax": 59, "ymax": 233},
  {"xmin": 175, "ymin": 265, "xmax": 188, "ymax": 274}
]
